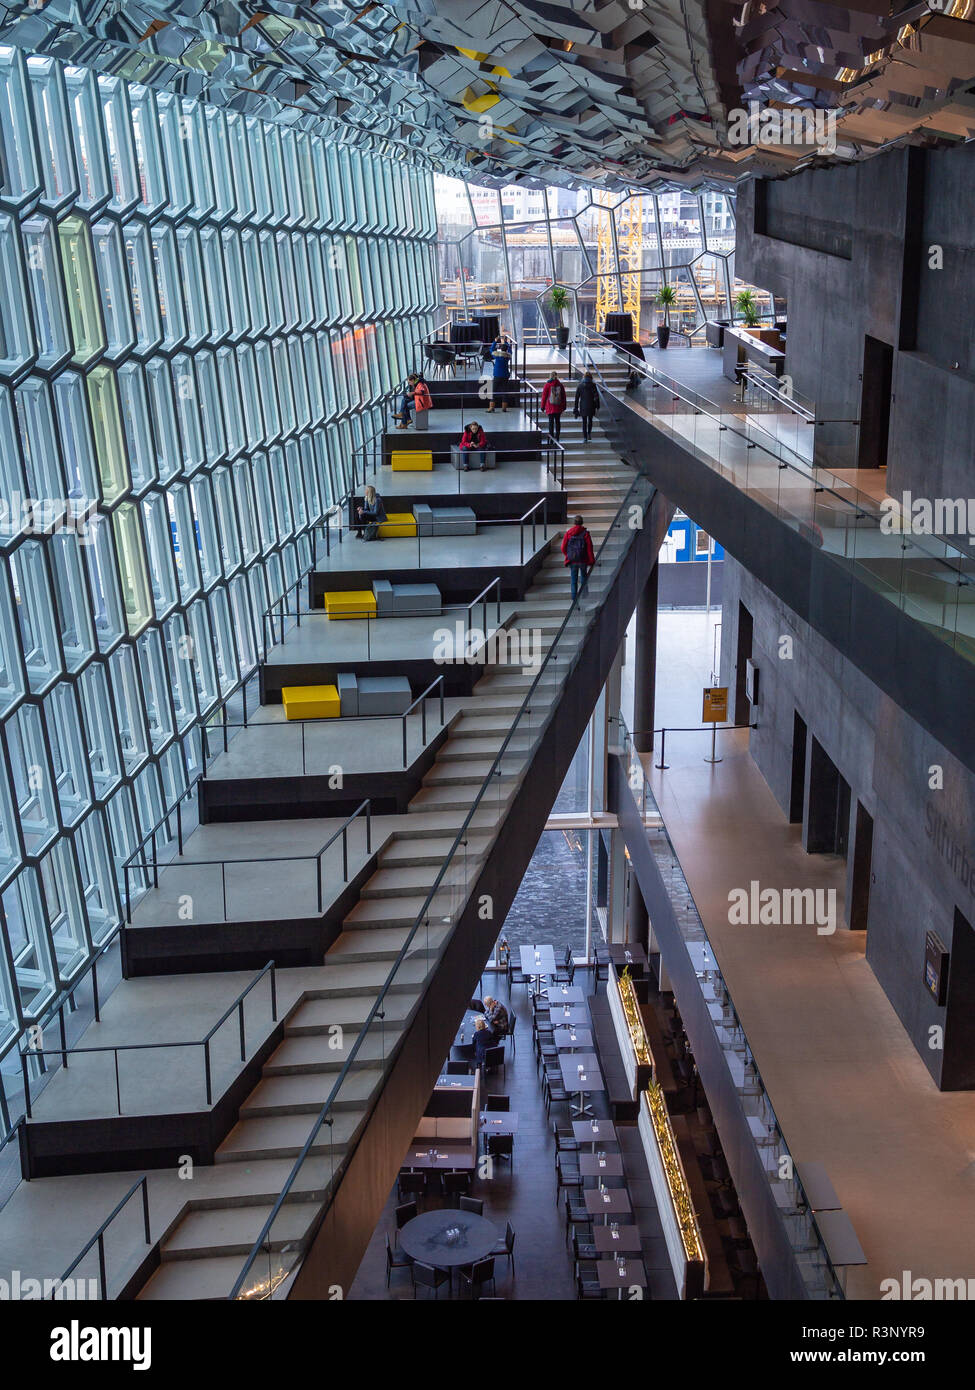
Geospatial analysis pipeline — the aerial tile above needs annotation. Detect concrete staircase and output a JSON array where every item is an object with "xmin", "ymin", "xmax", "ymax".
[{"xmin": 137, "ymin": 377, "xmax": 639, "ymax": 1299}]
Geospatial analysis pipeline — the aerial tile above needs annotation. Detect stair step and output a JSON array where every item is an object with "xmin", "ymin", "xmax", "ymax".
[
  {"xmin": 286, "ymin": 992, "xmax": 414, "ymax": 1030},
  {"xmin": 160, "ymin": 1200, "xmax": 321, "ymax": 1261},
  {"xmin": 139, "ymin": 1255, "xmax": 253, "ymax": 1301},
  {"xmin": 325, "ymin": 924, "xmax": 444, "ymax": 961},
  {"xmin": 342, "ymin": 894, "xmax": 448, "ymax": 928},
  {"xmin": 266, "ymin": 1028, "xmax": 401, "ymax": 1074},
  {"xmin": 242, "ymin": 1066, "xmax": 385, "ymax": 1115},
  {"xmin": 215, "ymin": 1108, "xmax": 364, "ymax": 1163},
  {"xmin": 380, "ymin": 833, "xmax": 490, "ymax": 866}
]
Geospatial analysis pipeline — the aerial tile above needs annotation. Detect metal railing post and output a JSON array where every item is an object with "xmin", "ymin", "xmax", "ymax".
[
  {"xmin": 204, "ymin": 1041, "xmax": 212, "ymax": 1106},
  {"xmin": 238, "ymin": 1000, "xmax": 246, "ymax": 1062},
  {"xmin": 270, "ymin": 965, "xmax": 277, "ymax": 1022},
  {"xmin": 97, "ymin": 1235, "xmax": 107, "ymax": 1302},
  {"xmin": 141, "ymin": 1177, "xmax": 151, "ymax": 1244},
  {"xmin": 342, "ymin": 826, "xmax": 349, "ymax": 881},
  {"xmin": 114, "ymin": 1050, "xmax": 121, "ymax": 1113},
  {"xmin": 655, "ymin": 728, "xmax": 669, "ymax": 771},
  {"xmin": 221, "ymin": 863, "xmax": 228, "ymax": 922},
  {"xmin": 92, "ymin": 956, "xmax": 100, "ymax": 1023}
]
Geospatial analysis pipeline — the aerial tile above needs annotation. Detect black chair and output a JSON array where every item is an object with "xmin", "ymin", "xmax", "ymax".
[
  {"xmin": 459, "ymin": 1257, "xmax": 496, "ymax": 1300},
  {"xmin": 385, "ymin": 1233, "xmax": 413, "ymax": 1287},
  {"xmin": 412, "ymin": 1261, "xmax": 449, "ymax": 1299},
  {"xmin": 429, "ymin": 345, "xmax": 456, "ymax": 379},
  {"xmin": 556, "ymin": 1153, "xmax": 582, "ymax": 1202},
  {"xmin": 442, "ymin": 1170, "xmax": 472, "ymax": 1204},
  {"xmin": 446, "ymin": 1060, "xmax": 472, "ymax": 1075},
  {"xmin": 544, "ymin": 1073, "xmax": 569, "ymax": 1115},
  {"xmin": 490, "ymin": 1220, "xmax": 516, "ymax": 1276},
  {"xmin": 564, "ymin": 1190, "xmax": 591, "ymax": 1240},
  {"xmin": 482, "ymin": 1045, "xmax": 505, "ymax": 1081},
  {"xmin": 505, "ymin": 1012, "xmax": 517, "ymax": 1054},
  {"xmin": 485, "ymin": 1094, "xmax": 509, "ymax": 1112},
  {"xmin": 459, "ymin": 1194, "xmax": 483, "ymax": 1216},
  {"xmin": 397, "ymin": 1171, "xmax": 425, "ymax": 1202},
  {"xmin": 571, "ymin": 1228, "xmax": 598, "ymax": 1271},
  {"xmin": 554, "ymin": 946, "xmax": 575, "ymax": 985},
  {"xmin": 506, "ymin": 957, "xmax": 527, "ymax": 993},
  {"xmin": 552, "ymin": 1120, "xmax": 579, "ymax": 1153},
  {"xmin": 576, "ymin": 1265, "xmax": 604, "ymax": 1300},
  {"xmin": 452, "ymin": 1043, "xmax": 475, "ymax": 1063},
  {"xmin": 394, "ymin": 1201, "xmax": 418, "ymax": 1239},
  {"xmin": 487, "ymin": 1133, "xmax": 513, "ymax": 1168},
  {"xmin": 469, "ymin": 998, "xmax": 485, "ymax": 1012}
]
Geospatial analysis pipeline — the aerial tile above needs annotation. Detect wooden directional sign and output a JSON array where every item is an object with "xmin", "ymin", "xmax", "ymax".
[{"xmin": 702, "ymin": 686, "xmax": 728, "ymax": 723}]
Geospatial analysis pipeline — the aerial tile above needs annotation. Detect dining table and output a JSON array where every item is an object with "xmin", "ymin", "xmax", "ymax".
[
  {"xmin": 597, "ymin": 1257, "xmax": 647, "ymax": 1299},
  {"xmin": 584, "ymin": 1188, "xmax": 632, "ymax": 1222},
  {"xmin": 547, "ymin": 1005, "xmax": 589, "ymax": 1028},
  {"xmin": 399, "ymin": 1209, "xmax": 498, "ymax": 1277},
  {"xmin": 592, "ymin": 1224, "xmax": 642, "ymax": 1255},
  {"xmin": 520, "ymin": 944, "xmax": 557, "ymax": 995},
  {"xmin": 546, "ymin": 984, "xmax": 585, "ymax": 1004},
  {"xmin": 559, "ymin": 1053, "xmax": 604, "ymax": 1118},
  {"xmin": 572, "ymin": 1118, "xmax": 617, "ymax": 1149},
  {"xmin": 578, "ymin": 1153, "xmax": 624, "ymax": 1179},
  {"xmin": 478, "ymin": 1112, "xmax": 519, "ymax": 1136},
  {"xmin": 553, "ymin": 1026, "xmax": 594, "ymax": 1051}
]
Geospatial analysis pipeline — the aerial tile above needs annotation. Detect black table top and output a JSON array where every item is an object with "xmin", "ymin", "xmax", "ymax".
[{"xmin": 399, "ymin": 1210, "xmax": 498, "ymax": 1268}]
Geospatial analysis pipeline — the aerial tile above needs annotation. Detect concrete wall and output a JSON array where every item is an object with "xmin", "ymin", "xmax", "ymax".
[
  {"xmin": 719, "ymin": 555, "xmax": 975, "ymax": 1088},
  {"xmin": 738, "ymin": 144, "xmax": 975, "ymax": 496}
]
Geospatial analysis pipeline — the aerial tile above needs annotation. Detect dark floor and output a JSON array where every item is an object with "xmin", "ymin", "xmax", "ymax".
[{"xmin": 348, "ymin": 974, "xmax": 679, "ymax": 1301}]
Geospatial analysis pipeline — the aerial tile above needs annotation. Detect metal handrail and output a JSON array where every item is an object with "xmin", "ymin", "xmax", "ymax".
[
  {"xmin": 21, "ymin": 961, "xmax": 277, "ymax": 1114},
  {"xmin": 124, "ymin": 800, "xmax": 372, "ymax": 923},
  {"xmin": 738, "ymin": 367, "xmax": 815, "ymax": 422},
  {"xmin": 121, "ymin": 781, "xmax": 201, "ymax": 924},
  {"xmin": 581, "ymin": 328, "xmax": 975, "ymax": 583},
  {"xmin": 228, "ymin": 467, "xmax": 659, "ymax": 1299},
  {"xmin": 50, "ymin": 1176, "xmax": 151, "ymax": 1300}
]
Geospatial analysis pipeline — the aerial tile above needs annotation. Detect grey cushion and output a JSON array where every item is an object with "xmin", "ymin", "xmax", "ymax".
[
  {"xmin": 337, "ymin": 672, "xmax": 358, "ymax": 717},
  {"xmin": 358, "ymin": 676, "xmax": 412, "ymax": 716},
  {"xmin": 373, "ymin": 579, "xmax": 394, "ymax": 616},
  {"xmin": 390, "ymin": 582, "xmax": 441, "ymax": 615},
  {"xmin": 413, "ymin": 503, "xmax": 435, "ymax": 536},
  {"xmin": 451, "ymin": 444, "xmax": 495, "ymax": 471},
  {"xmin": 432, "ymin": 507, "xmax": 476, "ymax": 537}
]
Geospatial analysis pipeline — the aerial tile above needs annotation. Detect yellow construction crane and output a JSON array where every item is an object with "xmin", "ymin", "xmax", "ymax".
[{"xmin": 595, "ymin": 190, "xmax": 643, "ymax": 339}]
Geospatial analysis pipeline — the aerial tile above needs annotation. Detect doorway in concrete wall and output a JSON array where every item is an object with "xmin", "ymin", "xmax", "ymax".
[
  {"xmin": 856, "ymin": 335, "xmax": 893, "ymax": 470},
  {"xmin": 789, "ymin": 711, "xmax": 807, "ymax": 823},
  {"xmin": 942, "ymin": 908, "xmax": 975, "ymax": 1090},
  {"xmin": 805, "ymin": 736, "xmax": 851, "ymax": 858},
  {"xmin": 848, "ymin": 801, "xmax": 873, "ymax": 931},
  {"xmin": 734, "ymin": 601, "xmax": 753, "ymax": 725}
]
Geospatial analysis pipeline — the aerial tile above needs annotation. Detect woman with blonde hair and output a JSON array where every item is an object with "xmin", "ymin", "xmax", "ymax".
[{"xmin": 356, "ymin": 483, "xmax": 386, "ymax": 542}]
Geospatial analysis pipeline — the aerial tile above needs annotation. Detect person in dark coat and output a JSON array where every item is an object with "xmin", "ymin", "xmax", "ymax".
[{"xmin": 573, "ymin": 371, "xmax": 600, "ymax": 443}]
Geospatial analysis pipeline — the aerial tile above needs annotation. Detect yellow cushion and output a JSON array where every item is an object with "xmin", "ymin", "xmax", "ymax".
[
  {"xmin": 378, "ymin": 512, "xmax": 417, "ymax": 538},
  {"xmin": 391, "ymin": 451, "xmax": 433, "ymax": 472},
  {"xmin": 282, "ymin": 685, "xmax": 340, "ymax": 720},
  {"xmin": 322, "ymin": 589, "xmax": 377, "ymax": 619}
]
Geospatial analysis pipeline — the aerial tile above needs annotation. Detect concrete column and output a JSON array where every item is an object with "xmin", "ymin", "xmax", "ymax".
[
  {"xmin": 633, "ymin": 562, "xmax": 658, "ymax": 753},
  {"xmin": 625, "ymin": 864, "xmax": 649, "ymax": 948},
  {"xmin": 606, "ymin": 828, "xmax": 628, "ymax": 943}
]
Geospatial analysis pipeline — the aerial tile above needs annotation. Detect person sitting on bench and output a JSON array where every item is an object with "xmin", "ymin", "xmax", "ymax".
[
  {"xmin": 356, "ymin": 484, "xmax": 386, "ymax": 541},
  {"xmin": 458, "ymin": 421, "xmax": 489, "ymax": 470}
]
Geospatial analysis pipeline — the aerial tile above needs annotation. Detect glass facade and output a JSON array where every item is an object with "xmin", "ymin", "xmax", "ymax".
[
  {"xmin": 0, "ymin": 45, "xmax": 437, "ymax": 1060},
  {"xmin": 435, "ymin": 177, "xmax": 772, "ymax": 344}
]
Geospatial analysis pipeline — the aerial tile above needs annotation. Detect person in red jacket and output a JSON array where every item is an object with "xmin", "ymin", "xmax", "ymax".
[
  {"xmin": 458, "ymin": 421, "xmax": 489, "ymax": 470},
  {"xmin": 413, "ymin": 375, "xmax": 433, "ymax": 429},
  {"xmin": 540, "ymin": 373, "xmax": 567, "ymax": 440},
  {"xmin": 561, "ymin": 514, "xmax": 595, "ymax": 602}
]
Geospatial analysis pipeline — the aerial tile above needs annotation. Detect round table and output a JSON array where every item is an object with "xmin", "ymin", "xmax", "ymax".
[{"xmin": 399, "ymin": 1209, "xmax": 498, "ymax": 1269}]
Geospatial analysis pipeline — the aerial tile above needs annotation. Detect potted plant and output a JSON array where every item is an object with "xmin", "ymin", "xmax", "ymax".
[
  {"xmin": 548, "ymin": 285, "xmax": 571, "ymax": 348},
  {"xmin": 656, "ymin": 284, "xmax": 676, "ymax": 348},
  {"xmin": 735, "ymin": 288, "xmax": 761, "ymax": 329}
]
